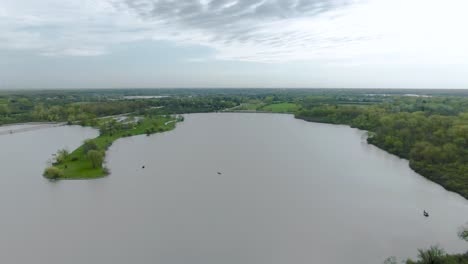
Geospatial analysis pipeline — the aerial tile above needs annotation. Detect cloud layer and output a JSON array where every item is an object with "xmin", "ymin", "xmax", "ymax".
[
  {"xmin": 115, "ymin": 0, "xmax": 363, "ymax": 61},
  {"xmin": 1, "ymin": 0, "xmax": 468, "ymax": 64}
]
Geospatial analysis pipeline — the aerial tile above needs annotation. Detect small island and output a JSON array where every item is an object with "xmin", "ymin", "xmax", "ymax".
[{"xmin": 44, "ymin": 114, "xmax": 183, "ymax": 180}]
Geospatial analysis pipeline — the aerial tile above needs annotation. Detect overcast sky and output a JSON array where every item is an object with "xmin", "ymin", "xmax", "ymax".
[{"xmin": 1, "ymin": 0, "xmax": 468, "ymax": 89}]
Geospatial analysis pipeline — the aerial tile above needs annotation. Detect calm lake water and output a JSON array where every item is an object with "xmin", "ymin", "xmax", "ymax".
[{"xmin": 1, "ymin": 113, "xmax": 467, "ymax": 264}]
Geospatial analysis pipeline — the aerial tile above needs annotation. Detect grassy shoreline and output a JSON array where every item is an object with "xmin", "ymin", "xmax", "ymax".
[{"xmin": 45, "ymin": 115, "xmax": 182, "ymax": 180}]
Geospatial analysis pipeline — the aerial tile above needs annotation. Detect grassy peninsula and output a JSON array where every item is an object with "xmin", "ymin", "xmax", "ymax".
[{"xmin": 44, "ymin": 115, "xmax": 182, "ymax": 180}]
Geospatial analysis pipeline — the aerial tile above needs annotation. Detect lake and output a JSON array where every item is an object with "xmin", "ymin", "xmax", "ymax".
[{"xmin": 0, "ymin": 113, "xmax": 467, "ymax": 264}]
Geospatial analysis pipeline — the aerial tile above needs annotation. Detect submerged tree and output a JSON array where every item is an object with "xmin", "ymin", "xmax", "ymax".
[
  {"xmin": 383, "ymin": 256, "xmax": 398, "ymax": 264},
  {"xmin": 54, "ymin": 149, "xmax": 69, "ymax": 164},
  {"xmin": 458, "ymin": 223, "xmax": 468, "ymax": 242}
]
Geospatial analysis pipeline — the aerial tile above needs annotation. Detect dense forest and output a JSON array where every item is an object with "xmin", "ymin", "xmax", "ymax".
[
  {"xmin": 0, "ymin": 93, "xmax": 240, "ymax": 126},
  {"xmin": 295, "ymin": 96, "xmax": 468, "ymax": 199}
]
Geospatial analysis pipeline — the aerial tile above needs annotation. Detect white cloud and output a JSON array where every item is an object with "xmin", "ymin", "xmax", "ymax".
[{"xmin": 1, "ymin": 0, "xmax": 468, "ymax": 67}]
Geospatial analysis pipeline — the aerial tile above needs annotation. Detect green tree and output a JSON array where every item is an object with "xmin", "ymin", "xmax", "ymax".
[
  {"xmin": 32, "ymin": 104, "xmax": 47, "ymax": 120},
  {"xmin": 264, "ymin": 96, "xmax": 274, "ymax": 104},
  {"xmin": 87, "ymin": 150, "xmax": 104, "ymax": 169},
  {"xmin": 406, "ymin": 246, "xmax": 446, "ymax": 264},
  {"xmin": 83, "ymin": 139, "xmax": 98, "ymax": 154},
  {"xmin": 100, "ymin": 119, "xmax": 119, "ymax": 136},
  {"xmin": 0, "ymin": 104, "xmax": 9, "ymax": 116}
]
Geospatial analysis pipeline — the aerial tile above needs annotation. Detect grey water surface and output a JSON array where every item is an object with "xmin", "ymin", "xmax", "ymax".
[{"xmin": 0, "ymin": 113, "xmax": 467, "ymax": 264}]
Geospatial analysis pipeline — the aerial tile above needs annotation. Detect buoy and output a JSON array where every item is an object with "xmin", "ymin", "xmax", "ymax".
[{"xmin": 142, "ymin": 165, "xmax": 145, "ymax": 169}]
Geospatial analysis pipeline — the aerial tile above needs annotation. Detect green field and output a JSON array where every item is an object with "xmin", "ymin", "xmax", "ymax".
[
  {"xmin": 50, "ymin": 115, "xmax": 180, "ymax": 179},
  {"xmin": 261, "ymin": 103, "xmax": 299, "ymax": 113}
]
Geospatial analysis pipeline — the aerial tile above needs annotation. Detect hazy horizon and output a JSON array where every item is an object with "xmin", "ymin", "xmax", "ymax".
[
  {"xmin": 2, "ymin": 0, "xmax": 468, "ymax": 89},
  {"xmin": 2, "ymin": 88, "xmax": 468, "ymax": 94},
  {"xmin": 2, "ymin": 87, "xmax": 468, "ymax": 91}
]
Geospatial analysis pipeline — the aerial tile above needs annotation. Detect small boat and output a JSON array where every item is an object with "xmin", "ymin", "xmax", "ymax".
[
  {"xmin": 423, "ymin": 210, "xmax": 429, "ymax": 217},
  {"xmin": 217, "ymin": 172, "xmax": 222, "ymax": 175},
  {"xmin": 142, "ymin": 165, "xmax": 145, "ymax": 169}
]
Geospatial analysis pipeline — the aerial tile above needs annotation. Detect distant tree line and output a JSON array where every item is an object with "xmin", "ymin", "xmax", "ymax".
[{"xmin": 0, "ymin": 94, "xmax": 242, "ymax": 126}]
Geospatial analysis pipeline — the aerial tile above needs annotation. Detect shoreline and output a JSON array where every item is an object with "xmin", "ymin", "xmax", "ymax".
[
  {"xmin": 45, "ymin": 115, "xmax": 182, "ymax": 180},
  {"xmin": 0, "ymin": 122, "xmax": 66, "ymax": 135},
  {"xmin": 0, "ymin": 121, "xmax": 66, "ymax": 128},
  {"xmin": 294, "ymin": 114, "xmax": 468, "ymax": 201}
]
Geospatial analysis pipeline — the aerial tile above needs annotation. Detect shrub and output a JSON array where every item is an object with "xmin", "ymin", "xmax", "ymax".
[
  {"xmin": 43, "ymin": 166, "xmax": 64, "ymax": 180},
  {"xmin": 406, "ymin": 246, "xmax": 446, "ymax": 264},
  {"xmin": 87, "ymin": 150, "xmax": 104, "ymax": 169},
  {"xmin": 55, "ymin": 149, "xmax": 69, "ymax": 164},
  {"xmin": 383, "ymin": 257, "xmax": 397, "ymax": 264},
  {"xmin": 458, "ymin": 224, "xmax": 468, "ymax": 242}
]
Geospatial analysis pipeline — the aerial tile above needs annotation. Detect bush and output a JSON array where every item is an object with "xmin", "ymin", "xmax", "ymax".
[
  {"xmin": 55, "ymin": 149, "xmax": 69, "ymax": 164},
  {"xmin": 384, "ymin": 257, "xmax": 397, "ymax": 264},
  {"xmin": 87, "ymin": 150, "xmax": 104, "ymax": 169},
  {"xmin": 406, "ymin": 246, "xmax": 446, "ymax": 264},
  {"xmin": 459, "ymin": 224, "xmax": 468, "ymax": 242},
  {"xmin": 43, "ymin": 166, "xmax": 64, "ymax": 180}
]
